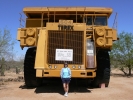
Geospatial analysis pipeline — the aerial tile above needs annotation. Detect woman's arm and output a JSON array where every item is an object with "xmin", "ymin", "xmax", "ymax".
[
  {"xmin": 60, "ymin": 68, "xmax": 63, "ymax": 78},
  {"xmin": 68, "ymin": 68, "xmax": 71, "ymax": 78}
]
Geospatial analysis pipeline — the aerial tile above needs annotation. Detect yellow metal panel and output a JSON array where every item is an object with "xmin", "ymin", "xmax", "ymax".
[
  {"xmin": 23, "ymin": 7, "xmax": 112, "ymax": 13},
  {"xmin": 45, "ymin": 65, "xmax": 85, "ymax": 70},
  {"xmin": 48, "ymin": 7, "xmax": 79, "ymax": 11},
  {"xmin": 23, "ymin": 7, "xmax": 113, "ymax": 18},
  {"xmin": 85, "ymin": 7, "xmax": 112, "ymax": 12},
  {"xmin": 76, "ymin": 7, "xmax": 86, "ymax": 11},
  {"xmin": 46, "ymin": 23, "xmax": 86, "ymax": 31},
  {"xmin": 105, "ymin": 30, "xmax": 113, "ymax": 46},
  {"xmin": 25, "ymin": 37, "xmax": 35, "ymax": 46},
  {"xmin": 46, "ymin": 23, "xmax": 59, "ymax": 30},
  {"xmin": 20, "ymin": 30, "xmax": 26, "ymax": 38},
  {"xmin": 17, "ymin": 29, "xmax": 21, "ymax": 40},
  {"xmin": 20, "ymin": 38, "xmax": 26, "ymax": 46},
  {"xmin": 106, "ymin": 29, "xmax": 112, "ymax": 37},
  {"xmin": 36, "ymin": 69, "xmax": 43, "ymax": 77},
  {"xmin": 43, "ymin": 70, "xmax": 96, "ymax": 78},
  {"xmin": 106, "ymin": 38, "xmax": 112, "ymax": 46},
  {"xmin": 35, "ymin": 29, "xmax": 47, "ymax": 69},
  {"xmin": 112, "ymin": 29, "xmax": 117, "ymax": 40},
  {"xmin": 23, "ymin": 7, "xmax": 48, "ymax": 12},
  {"xmin": 73, "ymin": 23, "xmax": 86, "ymax": 30}
]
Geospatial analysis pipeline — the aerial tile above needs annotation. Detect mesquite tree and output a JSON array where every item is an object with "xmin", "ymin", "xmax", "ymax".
[
  {"xmin": 0, "ymin": 28, "xmax": 15, "ymax": 75},
  {"xmin": 110, "ymin": 32, "xmax": 133, "ymax": 76}
]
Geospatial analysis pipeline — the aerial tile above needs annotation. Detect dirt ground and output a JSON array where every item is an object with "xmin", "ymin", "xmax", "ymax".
[{"xmin": 0, "ymin": 70, "xmax": 133, "ymax": 100}]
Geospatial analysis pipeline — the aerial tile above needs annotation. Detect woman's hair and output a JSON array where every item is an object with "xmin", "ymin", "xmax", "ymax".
[{"xmin": 64, "ymin": 61, "xmax": 68, "ymax": 67}]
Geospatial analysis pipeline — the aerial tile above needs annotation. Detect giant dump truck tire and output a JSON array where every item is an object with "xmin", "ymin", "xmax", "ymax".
[
  {"xmin": 24, "ymin": 47, "xmax": 43, "ymax": 87},
  {"xmin": 91, "ymin": 50, "xmax": 110, "ymax": 88}
]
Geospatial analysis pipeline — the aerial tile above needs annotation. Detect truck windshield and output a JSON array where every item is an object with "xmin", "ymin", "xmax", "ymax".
[
  {"xmin": 94, "ymin": 16, "xmax": 107, "ymax": 25},
  {"xmin": 86, "ymin": 16, "xmax": 93, "ymax": 25},
  {"xmin": 86, "ymin": 16, "xmax": 107, "ymax": 26}
]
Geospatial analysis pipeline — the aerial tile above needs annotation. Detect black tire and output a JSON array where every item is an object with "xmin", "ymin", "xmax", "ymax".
[
  {"xmin": 24, "ymin": 47, "xmax": 43, "ymax": 87},
  {"xmin": 91, "ymin": 50, "xmax": 110, "ymax": 88}
]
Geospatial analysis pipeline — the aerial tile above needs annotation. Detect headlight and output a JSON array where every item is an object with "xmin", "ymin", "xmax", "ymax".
[
  {"xmin": 26, "ymin": 28, "xmax": 35, "ymax": 36},
  {"xmin": 49, "ymin": 65, "xmax": 52, "ymax": 69},
  {"xmin": 54, "ymin": 66, "xmax": 57, "ymax": 69},
  {"xmin": 26, "ymin": 37, "xmax": 35, "ymax": 46},
  {"xmin": 78, "ymin": 65, "xmax": 81, "ymax": 69},
  {"xmin": 72, "ymin": 65, "xmax": 76, "ymax": 69}
]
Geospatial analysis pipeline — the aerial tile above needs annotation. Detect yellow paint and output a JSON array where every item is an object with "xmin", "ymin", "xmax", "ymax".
[
  {"xmin": 35, "ymin": 29, "xmax": 46, "ymax": 69},
  {"xmin": 36, "ymin": 69, "xmax": 43, "ymax": 77},
  {"xmin": 43, "ymin": 69, "xmax": 96, "ymax": 78}
]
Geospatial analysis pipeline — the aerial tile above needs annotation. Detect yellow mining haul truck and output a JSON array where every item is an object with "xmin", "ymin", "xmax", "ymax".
[{"xmin": 17, "ymin": 7, "xmax": 117, "ymax": 87}]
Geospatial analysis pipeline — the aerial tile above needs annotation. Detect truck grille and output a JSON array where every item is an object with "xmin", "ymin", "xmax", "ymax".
[{"xmin": 47, "ymin": 30, "xmax": 84, "ymax": 64}]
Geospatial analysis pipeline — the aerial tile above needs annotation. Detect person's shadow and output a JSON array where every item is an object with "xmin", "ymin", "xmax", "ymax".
[{"xmin": 33, "ymin": 78, "xmax": 92, "ymax": 95}]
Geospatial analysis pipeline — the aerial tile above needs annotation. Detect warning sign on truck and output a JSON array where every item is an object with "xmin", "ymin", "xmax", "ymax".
[{"xmin": 55, "ymin": 49, "xmax": 73, "ymax": 61}]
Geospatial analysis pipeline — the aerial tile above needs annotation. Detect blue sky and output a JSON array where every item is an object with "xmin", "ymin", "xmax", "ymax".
[{"xmin": 0, "ymin": 0, "xmax": 133, "ymax": 60}]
